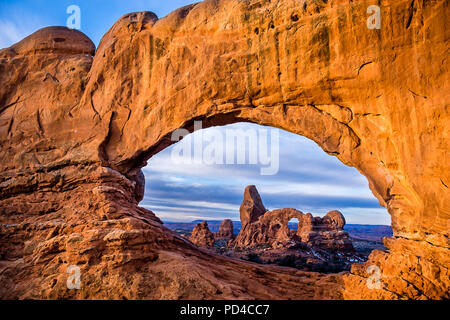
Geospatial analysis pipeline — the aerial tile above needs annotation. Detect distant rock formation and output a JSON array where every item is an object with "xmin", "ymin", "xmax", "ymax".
[
  {"xmin": 297, "ymin": 211, "xmax": 354, "ymax": 251},
  {"xmin": 240, "ymin": 185, "xmax": 267, "ymax": 225},
  {"xmin": 190, "ymin": 221, "xmax": 215, "ymax": 247},
  {"xmin": 190, "ymin": 219, "xmax": 235, "ymax": 247},
  {"xmin": 234, "ymin": 186, "xmax": 353, "ymax": 251},
  {"xmin": 214, "ymin": 219, "xmax": 235, "ymax": 241}
]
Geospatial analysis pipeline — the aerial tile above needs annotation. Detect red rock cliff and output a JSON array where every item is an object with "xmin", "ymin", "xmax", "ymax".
[{"xmin": 0, "ymin": 0, "xmax": 448, "ymax": 299}]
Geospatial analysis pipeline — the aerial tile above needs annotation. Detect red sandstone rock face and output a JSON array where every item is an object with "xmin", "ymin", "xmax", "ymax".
[
  {"xmin": 0, "ymin": 0, "xmax": 448, "ymax": 299},
  {"xmin": 236, "ymin": 207, "xmax": 305, "ymax": 249},
  {"xmin": 215, "ymin": 219, "xmax": 235, "ymax": 242},
  {"xmin": 234, "ymin": 186, "xmax": 353, "ymax": 251},
  {"xmin": 190, "ymin": 221, "xmax": 215, "ymax": 247}
]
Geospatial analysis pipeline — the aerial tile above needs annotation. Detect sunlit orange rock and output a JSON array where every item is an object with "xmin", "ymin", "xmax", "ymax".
[
  {"xmin": 215, "ymin": 219, "xmax": 235, "ymax": 242},
  {"xmin": 0, "ymin": 0, "xmax": 448, "ymax": 299}
]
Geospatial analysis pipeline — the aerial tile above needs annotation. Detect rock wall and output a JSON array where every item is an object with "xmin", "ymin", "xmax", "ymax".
[{"xmin": 0, "ymin": 0, "xmax": 448, "ymax": 299}]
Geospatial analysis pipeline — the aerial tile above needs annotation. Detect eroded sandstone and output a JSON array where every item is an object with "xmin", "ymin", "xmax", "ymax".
[
  {"xmin": 215, "ymin": 219, "xmax": 235, "ymax": 242},
  {"xmin": 0, "ymin": 0, "xmax": 448, "ymax": 299},
  {"xmin": 234, "ymin": 186, "xmax": 354, "ymax": 251}
]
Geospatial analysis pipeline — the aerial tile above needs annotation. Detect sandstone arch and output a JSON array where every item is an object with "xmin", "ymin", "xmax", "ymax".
[
  {"xmin": 0, "ymin": 0, "xmax": 448, "ymax": 299},
  {"xmin": 234, "ymin": 186, "xmax": 353, "ymax": 251}
]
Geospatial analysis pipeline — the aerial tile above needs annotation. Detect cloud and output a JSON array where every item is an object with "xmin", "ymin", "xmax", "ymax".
[
  {"xmin": 141, "ymin": 197, "xmax": 239, "ymax": 222},
  {"xmin": 0, "ymin": 10, "xmax": 46, "ymax": 49},
  {"xmin": 0, "ymin": 19, "xmax": 25, "ymax": 48}
]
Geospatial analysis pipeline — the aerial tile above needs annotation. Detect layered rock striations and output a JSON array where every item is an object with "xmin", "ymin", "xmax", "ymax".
[
  {"xmin": 234, "ymin": 186, "xmax": 354, "ymax": 251},
  {"xmin": 0, "ymin": 0, "xmax": 448, "ymax": 299}
]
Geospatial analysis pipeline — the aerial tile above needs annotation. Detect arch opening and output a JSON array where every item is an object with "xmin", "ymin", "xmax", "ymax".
[
  {"xmin": 288, "ymin": 218, "xmax": 299, "ymax": 232},
  {"xmin": 139, "ymin": 121, "xmax": 391, "ymax": 273}
]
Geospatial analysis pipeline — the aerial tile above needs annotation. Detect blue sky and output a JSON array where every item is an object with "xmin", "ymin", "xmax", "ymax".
[{"xmin": 0, "ymin": 1, "xmax": 390, "ymax": 225}]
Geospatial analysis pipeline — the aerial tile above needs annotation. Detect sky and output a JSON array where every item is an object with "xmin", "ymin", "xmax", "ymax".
[{"xmin": 0, "ymin": 1, "xmax": 391, "ymax": 225}]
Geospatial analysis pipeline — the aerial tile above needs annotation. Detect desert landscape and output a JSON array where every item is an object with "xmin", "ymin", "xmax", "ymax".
[
  {"xmin": 168, "ymin": 185, "xmax": 391, "ymax": 274},
  {"xmin": 0, "ymin": 0, "xmax": 449, "ymax": 300}
]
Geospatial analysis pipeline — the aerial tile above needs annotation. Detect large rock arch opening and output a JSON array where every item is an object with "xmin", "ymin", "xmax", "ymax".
[{"xmin": 0, "ymin": 0, "xmax": 448, "ymax": 299}]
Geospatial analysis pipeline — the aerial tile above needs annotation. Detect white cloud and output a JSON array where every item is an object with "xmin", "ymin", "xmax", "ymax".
[
  {"xmin": 0, "ymin": 19, "xmax": 25, "ymax": 48},
  {"xmin": 256, "ymin": 182, "xmax": 374, "ymax": 199},
  {"xmin": 143, "ymin": 197, "xmax": 239, "ymax": 212},
  {"xmin": 0, "ymin": 9, "xmax": 47, "ymax": 49},
  {"xmin": 339, "ymin": 207, "xmax": 391, "ymax": 225},
  {"xmin": 141, "ymin": 204, "xmax": 238, "ymax": 222}
]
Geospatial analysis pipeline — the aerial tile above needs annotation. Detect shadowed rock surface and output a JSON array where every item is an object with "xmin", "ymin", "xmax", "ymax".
[{"xmin": 0, "ymin": 0, "xmax": 448, "ymax": 299}]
